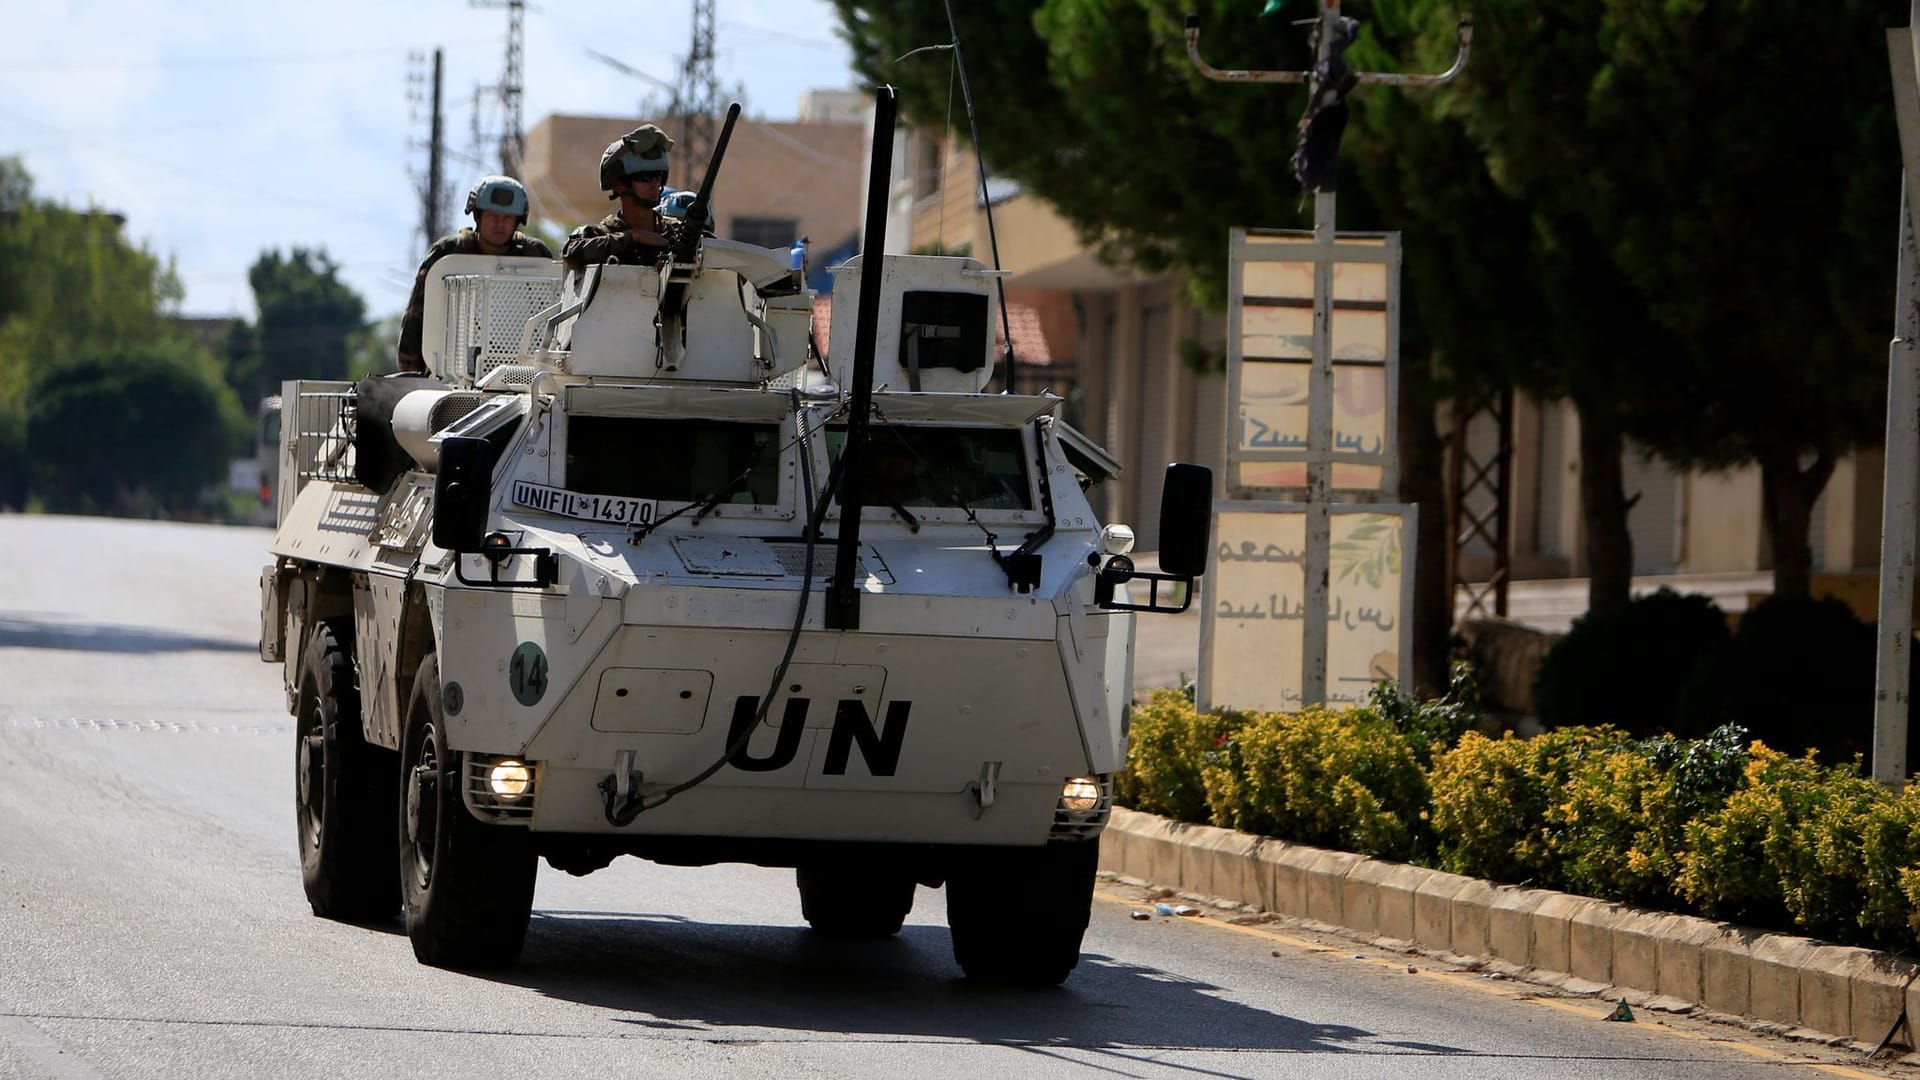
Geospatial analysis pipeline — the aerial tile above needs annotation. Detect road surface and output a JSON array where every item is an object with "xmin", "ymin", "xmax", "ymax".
[{"xmin": 0, "ymin": 514, "xmax": 1898, "ymax": 1079}]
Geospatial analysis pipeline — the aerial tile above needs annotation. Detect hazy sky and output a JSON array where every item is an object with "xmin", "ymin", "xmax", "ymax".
[{"xmin": 0, "ymin": 1, "xmax": 859, "ymax": 321}]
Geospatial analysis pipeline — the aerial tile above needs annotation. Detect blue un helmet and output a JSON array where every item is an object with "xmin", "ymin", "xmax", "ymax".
[
  {"xmin": 465, "ymin": 175, "xmax": 529, "ymax": 225},
  {"xmin": 599, "ymin": 123, "xmax": 674, "ymax": 194},
  {"xmin": 656, "ymin": 189, "xmax": 713, "ymax": 229}
]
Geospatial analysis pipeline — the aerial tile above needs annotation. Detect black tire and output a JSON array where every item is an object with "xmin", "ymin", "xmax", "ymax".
[
  {"xmin": 400, "ymin": 654, "xmax": 537, "ymax": 968},
  {"xmin": 295, "ymin": 617, "xmax": 398, "ymax": 921},
  {"xmin": 947, "ymin": 840, "xmax": 1098, "ymax": 987},
  {"xmin": 796, "ymin": 860, "xmax": 916, "ymax": 938}
]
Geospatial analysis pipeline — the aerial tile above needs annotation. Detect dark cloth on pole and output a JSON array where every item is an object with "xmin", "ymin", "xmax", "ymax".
[{"xmin": 1292, "ymin": 15, "xmax": 1362, "ymax": 194}]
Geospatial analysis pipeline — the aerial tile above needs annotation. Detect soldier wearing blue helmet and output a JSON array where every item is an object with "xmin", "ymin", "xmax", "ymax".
[
  {"xmin": 562, "ymin": 124, "xmax": 684, "ymax": 270},
  {"xmin": 395, "ymin": 174, "xmax": 554, "ymax": 374}
]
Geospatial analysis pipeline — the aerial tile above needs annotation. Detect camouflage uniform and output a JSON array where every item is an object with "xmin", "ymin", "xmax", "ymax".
[
  {"xmin": 395, "ymin": 228, "xmax": 554, "ymax": 374},
  {"xmin": 561, "ymin": 211, "xmax": 668, "ymax": 272}
]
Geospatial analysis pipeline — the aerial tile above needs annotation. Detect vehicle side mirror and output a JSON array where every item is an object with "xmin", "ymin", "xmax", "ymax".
[
  {"xmin": 1157, "ymin": 462, "xmax": 1212, "ymax": 578},
  {"xmin": 433, "ymin": 436, "xmax": 491, "ymax": 553}
]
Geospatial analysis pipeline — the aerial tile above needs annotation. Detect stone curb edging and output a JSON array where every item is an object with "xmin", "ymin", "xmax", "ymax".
[{"xmin": 1098, "ymin": 806, "xmax": 1920, "ymax": 1048}]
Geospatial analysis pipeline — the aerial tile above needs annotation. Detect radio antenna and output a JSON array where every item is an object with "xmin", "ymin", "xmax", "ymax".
[{"xmin": 897, "ymin": 3, "xmax": 1019, "ymax": 392}]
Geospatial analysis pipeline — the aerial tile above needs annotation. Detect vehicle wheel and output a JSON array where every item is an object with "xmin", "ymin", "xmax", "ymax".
[
  {"xmin": 399, "ymin": 653, "xmax": 537, "ymax": 968},
  {"xmin": 946, "ymin": 840, "xmax": 1098, "ymax": 987},
  {"xmin": 295, "ymin": 617, "xmax": 398, "ymax": 921},
  {"xmin": 796, "ymin": 859, "xmax": 916, "ymax": 937}
]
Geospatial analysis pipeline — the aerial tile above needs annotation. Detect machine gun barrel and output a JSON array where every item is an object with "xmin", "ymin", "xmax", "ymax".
[{"xmin": 670, "ymin": 102, "xmax": 742, "ymax": 265}]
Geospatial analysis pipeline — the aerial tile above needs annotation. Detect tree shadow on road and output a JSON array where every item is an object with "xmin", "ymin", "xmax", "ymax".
[{"xmin": 0, "ymin": 615, "xmax": 255, "ymax": 654}]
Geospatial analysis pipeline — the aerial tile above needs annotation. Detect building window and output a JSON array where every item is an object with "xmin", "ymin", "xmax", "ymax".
[{"xmin": 730, "ymin": 216, "xmax": 800, "ymax": 249}]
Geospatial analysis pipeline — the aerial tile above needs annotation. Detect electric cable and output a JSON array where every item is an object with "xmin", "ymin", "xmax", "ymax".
[{"xmin": 600, "ymin": 389, "xmax": 824, "ymax": 823}]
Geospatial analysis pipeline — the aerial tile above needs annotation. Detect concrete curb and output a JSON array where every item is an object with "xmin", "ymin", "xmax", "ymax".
[{"xmin": 1099, "ymin": 807, "xmax": 1920, "ymax": 1048}]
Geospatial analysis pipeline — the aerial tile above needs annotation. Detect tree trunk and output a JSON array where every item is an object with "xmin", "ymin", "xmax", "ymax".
[
  {"xmin": 1400, "ymin": 396, "xmax": 1450, "ymax": 694},
  {"xmin": 1578, "ymin": 408, "xmax": 1634, "ymax": 615},
  {"xmin": 1760, "ymin": 449, "xmax": 1836, "ymax": 602}
]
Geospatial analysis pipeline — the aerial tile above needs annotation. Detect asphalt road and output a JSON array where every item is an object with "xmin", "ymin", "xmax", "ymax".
[{"xmin": 0, "ymin": 514, "xmax": 1901, "ymax": 1079}]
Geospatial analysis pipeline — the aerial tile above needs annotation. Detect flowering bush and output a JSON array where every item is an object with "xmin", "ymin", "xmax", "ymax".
[
  {"xmin": 1205, "ymin": 704, "xmax": 1430, "ymax": 861},
  {"xmin": 1116, "ymin": 685, "xmax": 1920, "ymax": 952}
]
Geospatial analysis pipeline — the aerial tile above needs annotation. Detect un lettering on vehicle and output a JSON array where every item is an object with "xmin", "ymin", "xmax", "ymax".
[
  {"xmin": 726, "ymin": 695, "xmax": 912, "ymax": 778},
  {"xmin": 511, "ymin": 480, "xmax": 655, "ymax": 526}
]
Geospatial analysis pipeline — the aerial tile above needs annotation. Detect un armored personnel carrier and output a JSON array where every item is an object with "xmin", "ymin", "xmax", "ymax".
[{"xmin": 259, "ymin": 110, "xmax": 1210, "ymax": 986}]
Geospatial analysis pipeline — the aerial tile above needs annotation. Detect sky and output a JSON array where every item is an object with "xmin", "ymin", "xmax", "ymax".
[{"xmin": 0, "ymin": 1, "xmax": 860, "ymax": 322}]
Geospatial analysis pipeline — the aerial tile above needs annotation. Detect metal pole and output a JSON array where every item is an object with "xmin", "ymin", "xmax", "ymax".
[
  {"xmin": 1875, "ymin": 25, "xmax": 1920, "ymax": 788},
  {"xmin": 826, "ymin": 86, "xmax": 899, "ymax": 631},
  {"xmin": 1299, "ymin": 1, "xmax": 1341, "ymax": 706},
  {"xmin": 428, "ymin": 49, "xmax": 446, "ymax": 240}
]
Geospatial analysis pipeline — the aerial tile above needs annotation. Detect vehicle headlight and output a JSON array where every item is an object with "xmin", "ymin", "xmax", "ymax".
[
  {"xmin": 1061, "ymin": 776, "xmax": 1102, "ymax": 813},
  {"xmin": 489, "ymin": 760, "xmax": 533, "ymax": 800},
  {"xmin": 1100, "ymin": 524, "xmax": 1136, "ymax": 556}
]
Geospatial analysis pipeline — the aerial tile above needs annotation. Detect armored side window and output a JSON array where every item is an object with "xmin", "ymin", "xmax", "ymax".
[
  {"xmin": 567, "ymin": 417, "xmax": 782, "ymax": 504},
  {"xmin": 830, "ymin": 425, "xmax": 1031, "ymax": 511}
]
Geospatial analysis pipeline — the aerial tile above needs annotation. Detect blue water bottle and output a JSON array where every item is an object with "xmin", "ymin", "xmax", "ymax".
[{"xmin": 788, "ymin": 237, "xmax": 807, "ymax": 272}]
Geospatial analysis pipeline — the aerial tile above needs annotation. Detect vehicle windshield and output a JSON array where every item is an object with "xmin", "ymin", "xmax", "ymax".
[
  {"xmin": 828, "ymin": 425, "xmax": 1031, "ymax": 511},
  {"xmin": 567, "ymin": 417, "xmax": 782, "ymax": 504}
]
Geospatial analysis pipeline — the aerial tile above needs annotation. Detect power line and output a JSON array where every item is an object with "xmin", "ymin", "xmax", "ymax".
[{"xmin": 0, "ymin": 41, "xmax": 494, "ymax": 72}]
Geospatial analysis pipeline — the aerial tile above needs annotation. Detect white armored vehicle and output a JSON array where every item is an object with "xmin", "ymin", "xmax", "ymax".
[{"xmin": 260, "ymin": 106, "xmax": 1210, "ymax": 986}]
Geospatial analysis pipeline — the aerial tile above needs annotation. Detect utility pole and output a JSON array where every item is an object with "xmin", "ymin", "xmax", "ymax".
[
  {"xmin": 681, "ymin": 0, "xmax": 721, "ymax": 174},
  {"xmin": 407, "ymin": 49, "xmax": 449, "ymax": 244},
  {"xmin": 473, "ymin": 0, "xmax": 526, "ymax": 178},
  {"xmin": 428, "ymin": 49, "xmax": 447, "ymax": 237},
  {"xmin": 1875, "ymin": 9, "xmax": 1920, "ymax": 789}
]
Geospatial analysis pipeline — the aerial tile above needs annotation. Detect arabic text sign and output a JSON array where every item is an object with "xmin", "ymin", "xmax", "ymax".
[
  {"xmin": 1200, "ymin": 505, "xmax": 1412, "ymax": 713},
  {"xmin": 1227, "ymin": 229, "xmax": 1400, "ymax": 495}
]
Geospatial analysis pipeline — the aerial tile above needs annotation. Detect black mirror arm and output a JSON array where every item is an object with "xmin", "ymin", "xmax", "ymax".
[{"xmin": 1093, "ymin": 557, "xmax": 1196, "ymax": 614}]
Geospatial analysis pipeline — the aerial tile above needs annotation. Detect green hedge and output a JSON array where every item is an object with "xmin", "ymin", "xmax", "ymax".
[{"xmin": 1118, "ymin": 684, "xmax": 1920, "ymax": 952}]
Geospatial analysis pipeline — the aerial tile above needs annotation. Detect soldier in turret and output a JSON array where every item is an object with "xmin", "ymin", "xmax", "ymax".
[
  {"xmin": 395, "ymin": 174, "xmax": 554, "ymax": 374},
  {"xmin": 561, "ymin": 124, "xmax": 676, "ymax": 271}
]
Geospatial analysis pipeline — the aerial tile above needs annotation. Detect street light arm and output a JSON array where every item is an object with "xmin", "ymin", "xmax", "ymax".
[
  {"xmin": 1185, "ymin": 12, "xmax": 1312, "ymax": 84},
  {"xmin": 1354, "ymin": 16, "xmax": 1472, "ymax": 87},
  {"xmin": 1183, "ymin": 11, "xmax": 1472, "ymax": 87}
]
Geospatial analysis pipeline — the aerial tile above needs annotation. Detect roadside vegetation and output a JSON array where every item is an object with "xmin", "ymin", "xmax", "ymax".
[
  {"xmin": 1119, "ymin": 631, "xmax": 1920, "ymax": 952},
  {"xmin": 0, "ymin": 157, "xmax": 367, "ymax": 519}
]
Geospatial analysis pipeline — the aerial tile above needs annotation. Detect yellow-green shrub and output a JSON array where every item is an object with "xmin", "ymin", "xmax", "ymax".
[
  {"xmin": 1677, "ymin": 745, "xmax": 1908, "ymax": 941},
  {"xmin": 1429, "ymin": 727, "xmax": 1630, "ymax": 884},
  {"xmin": 1204, "ymin": 705, "xmax": 1430, "ymax": 860},
  {"xmin": 1551, "ymin": 748, "xmax": 1682, "ymax": 903},
  {"xmin": 1114, "ymin": 688, "xmax": 1245, "ymax": 824},
  {"xmin": 1541, "ymin": 727, "xmax": 1750, "ymax": 905}
]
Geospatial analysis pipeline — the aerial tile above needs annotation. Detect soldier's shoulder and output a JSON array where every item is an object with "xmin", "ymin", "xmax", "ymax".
[
  {"xmin": 511, "ymin": 234, "xmax": 555, "ymax": 258},
  {"xmin": 428, "ymin": 229, "xmax": 480, "ymax": 257}
]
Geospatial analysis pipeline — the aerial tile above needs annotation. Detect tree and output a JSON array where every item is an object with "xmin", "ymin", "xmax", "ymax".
[
  {"xmin": 28, "ymin": 344, "xmax": 245, "ymax": 516},
  {"xmin": 828, "ymin": 0, "xmax": 1596, "ymax": 680},
  {"xmin": 0, "ymin": 158, "xmax": 184, "ymax": 400},
  {"xmin": 246, "ymin": 248, "xmax": 367, "ymax": 401},
  {"xmin": 0, "ymin": 157, "xmax": 219, "ymax": 512},
  {"xmin": 1439, "ymin": 0, "xmax": 1901, "ymax": 600}
]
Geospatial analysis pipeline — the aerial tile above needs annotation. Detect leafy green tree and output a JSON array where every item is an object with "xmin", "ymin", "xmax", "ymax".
[
  {"xmin": 246, "ymin": 248, "xmax": 367, "ymax": 399},
  {"xmin": 28, "ymin": 344, "xmax": 245, "ymax": 515},
  {"xmin": 1441, "ymin": 0, "xmax": 1900, "ymax": 599},
  {"xmin": 347, "ymin": 313, "xmax": 403, "ymax": 382},
  {"xmin": 829, "ymin": 0, "xmax": 1548, "ymax": 680},
  {"xmin": 0, "ymin": 159, "xmax": 184, "ymax": 400},
  {"xmin": 0, "ymin": 157, "xmax": 221, "ymax": 512}
]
